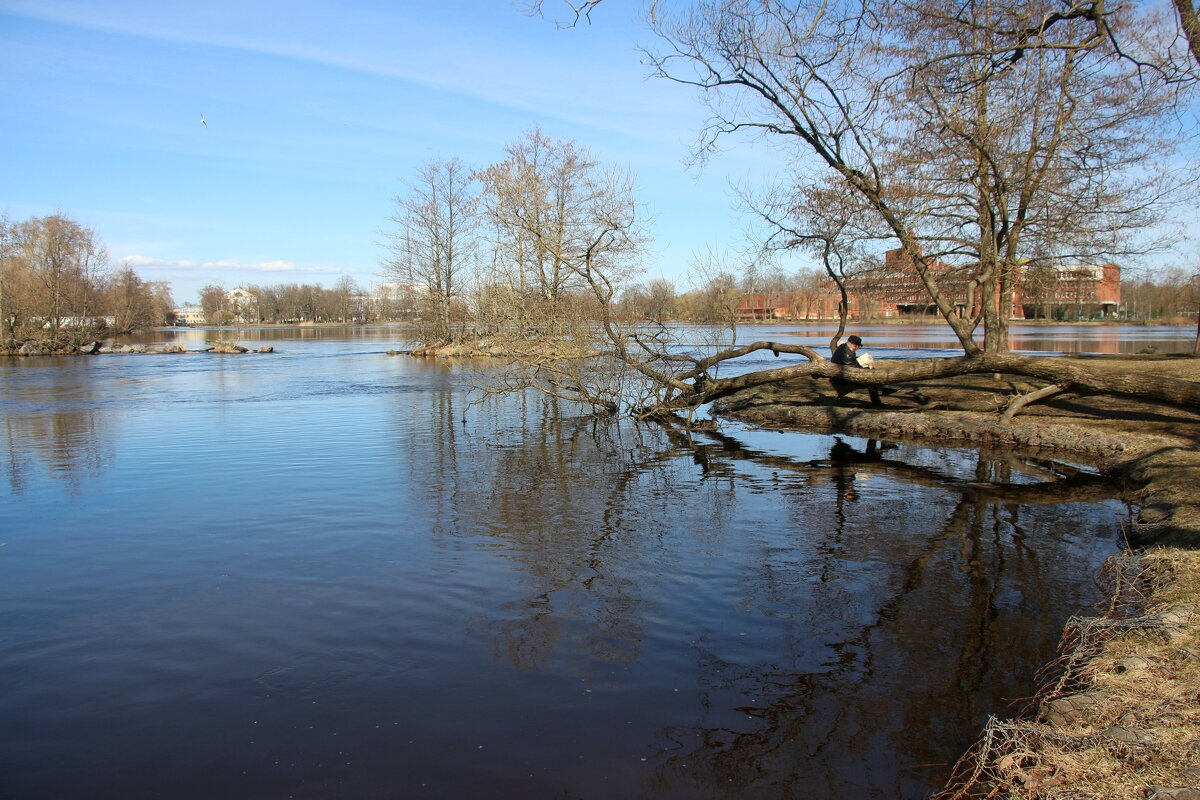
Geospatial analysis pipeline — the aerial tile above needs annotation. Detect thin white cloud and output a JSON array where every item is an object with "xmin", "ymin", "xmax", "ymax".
[
  {"xmin": 1, "ymin": 0, "xmax": 694, "ymax": 145},
  {"xmin": 119, "ymin": 255, "xmax": 339, "ymax": 275},
  {"xmin": 119, "ymin": 255, "xmax": 199, "ymax": 269},
  {"xmin": 258, "ymin": 260, "xmax": 301, "ymax": 272}
]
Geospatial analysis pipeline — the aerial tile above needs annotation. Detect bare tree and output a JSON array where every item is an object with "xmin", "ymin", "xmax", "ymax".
[
  {"xmin": 331, "ymin": 276, "xmax": 361, "ymax": 323},
  {"xmin": 523, "ymin": 0, "xmax": 607, "ymax": 27},
  {"xmin": 687, "ymin": 247, "xmax": 743, "ymax": 345},
  {"xmin": 478, "ymin": 129, "xmax": 567, "ymax": 308},
  {"xmin": 471, "ymin": 131, "xmax": 651, "ymax": 412},
  {"xmin": 104, "ymin": 266, "xmax": 167, "ymax": 332},
  {"xmin": 5, "ymin": 215, "xmax": 107, "ymax": 341},
  {"xmin": 0, "ymin": 215, "xmax": 180, "ymax": 346},
  {"xmin": 744, "ymin": 176, "xmax": 885, "ymax": 351},
  {"xmin": 199, "ymin": 284, "xmax": 230, "ymax": 325},
  {"xmin": 498, "ymin": 0, "xmax": 1196, "ymax": 418},
  {"xmin": 0, "ymin": 215, "xmax": 18, "ymax": 343},
  {"xmin": 790, "ymin": 266, "xmax": 834, "ymax": 321},
  {"xmin": 428, "ymin": 1, "xmax": 1200, "ymax": 420},
  {"xmin": 617, "ymin": 277, "xmax": 679, "ymax": 322},
  {"xmin": 892, "ymin": 0, "xmax": 1186, "ymax": 349},
  {"xmin": 643, "ymin": 0, "xmax": 1193, "ymax": 355},
  {"xmin": 644, "ymin": 277, "xmax": 678, "ymax": 321},
  {"xmin": 386, "ymin": 156, "xmax": 478, "ymax": 344}
]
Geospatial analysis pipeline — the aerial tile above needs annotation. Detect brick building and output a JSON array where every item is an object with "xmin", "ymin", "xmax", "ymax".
[
  {"xmin": 1013, "ymin": 263, "xmax": 1121, "ymax": 320},
  {"xmin": 843, "ymin": 248, "xmax": 976, "ymax": 319},
  {"xmin": 737, "ymin": 248, "xmax": 1120, "ymax": 321}
]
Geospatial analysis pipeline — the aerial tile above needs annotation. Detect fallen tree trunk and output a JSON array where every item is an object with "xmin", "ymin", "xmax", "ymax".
[{"xmin": 643, "ymin": 342, "xmax": 1200, "ymax": 416}]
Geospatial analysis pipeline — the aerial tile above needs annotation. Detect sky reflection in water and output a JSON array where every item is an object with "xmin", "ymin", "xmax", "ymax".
[{"xmin": 0, "ymin": 326, "xmax": 1145, "ymax": 799}]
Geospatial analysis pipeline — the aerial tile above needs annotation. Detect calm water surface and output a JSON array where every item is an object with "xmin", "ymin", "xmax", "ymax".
[
  {"xmin": 709, "ymin": 321, "xmax": 1196, "ymax": 364},
  {"xmin": 1, "ymin": 324, "xmax": 1157, "ymax": 799}
]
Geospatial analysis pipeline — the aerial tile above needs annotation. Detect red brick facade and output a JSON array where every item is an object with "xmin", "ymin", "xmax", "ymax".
[{"xmin": 738, "ymin": 249, "xmax": 1121, "ymax": 321}]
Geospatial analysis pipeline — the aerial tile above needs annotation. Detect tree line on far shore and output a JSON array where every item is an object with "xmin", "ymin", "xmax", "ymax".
[
  {"xmin": 2, "ymin": 204, "xmax": 1194, "ymax": 355},
  {"xmin": 196, "ymin": 279, "xmax": 383, "ymax": 326},
  {"xmin": 1, "ymin": 214, "xmax": 175, "ymax": 348}
]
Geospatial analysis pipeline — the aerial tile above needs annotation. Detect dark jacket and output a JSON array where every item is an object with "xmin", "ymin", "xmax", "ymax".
[{"xmin": 831, "ymin": 343, "xmax": 863, "ymax": 368}]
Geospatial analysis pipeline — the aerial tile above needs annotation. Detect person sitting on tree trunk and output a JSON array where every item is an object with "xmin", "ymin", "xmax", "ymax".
[{"xmin": 830, "ymin": 335, "xmax": 882, "ymax": 406}]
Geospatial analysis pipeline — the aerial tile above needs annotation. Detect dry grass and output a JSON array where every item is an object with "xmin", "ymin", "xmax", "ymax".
[{"xmin": 935, "ymin": 549, "xmax": 1200, "ymax": 799}]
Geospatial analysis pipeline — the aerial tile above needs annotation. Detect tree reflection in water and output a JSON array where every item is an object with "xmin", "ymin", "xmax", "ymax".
[
  {"xmin": 664, "ymin": 431, "xmax": 1119, "ymax": 799},
  {"xmin": 444, "ymin": 398, "xmax": 1122, "ymax": 799},
  {"xmin": 1, "ymin": 366, "xmax": 114, "ymax": 496}
]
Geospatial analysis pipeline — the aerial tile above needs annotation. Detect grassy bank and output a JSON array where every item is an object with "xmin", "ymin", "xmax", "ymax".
[{"xmin": 935, "ymin": 549, "xmax": 1200, "ymax": 799}]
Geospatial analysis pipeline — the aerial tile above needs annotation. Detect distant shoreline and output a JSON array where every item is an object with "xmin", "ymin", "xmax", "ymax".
[{"xmin": 164, "ymin": 318, "xmax": 1193, "ymax": 330}]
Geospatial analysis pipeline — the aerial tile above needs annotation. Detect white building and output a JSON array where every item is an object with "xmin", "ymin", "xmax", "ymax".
[{"xmin": 173, "ymin": 306, "xmax": 207, "ymax": 325}]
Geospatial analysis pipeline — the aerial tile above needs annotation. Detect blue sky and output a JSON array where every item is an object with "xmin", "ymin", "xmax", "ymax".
[
  {"xmin": 2, "ymin": 1, "xmax": 1195, "ymax": 308},
  {"xmin": 0, "ymin": 0, "xmax": 778, "ymax": 305}
]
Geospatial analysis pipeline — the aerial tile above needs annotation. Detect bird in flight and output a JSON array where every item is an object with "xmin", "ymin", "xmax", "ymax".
[{"xmin": 200, "ymin": 114, "xmax": 207, "ymax": 129}]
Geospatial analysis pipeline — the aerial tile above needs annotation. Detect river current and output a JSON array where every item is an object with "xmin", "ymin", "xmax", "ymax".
[{"xmin": 2, "ymin": 323, "xmax": 1189, "ymax": 799}]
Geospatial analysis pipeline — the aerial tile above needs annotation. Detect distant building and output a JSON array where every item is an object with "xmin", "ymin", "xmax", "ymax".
[
  {"xmin": 43, "ymin": 315, "xmax": 118, "ymax": 328},
  {"xmin": 372, "ymin": 282, "xmax": 421, "ymax": 320},
  {"xmin": 736, "ymin": 248, "xmax": 1121, "ymax": 321},
  {"xmin": 173, "ymin": 306, "xmax": 207, "ymax": 325},
  {"xmin": 1014, "ymin": 263, "xmax": 1121, "ymax": 320},
  {"xmin": 844, "ymin": 248, "xmax": 976, "ymax": 319}
]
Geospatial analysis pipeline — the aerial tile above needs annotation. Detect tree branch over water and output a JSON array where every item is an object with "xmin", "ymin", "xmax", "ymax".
[{"xmin": 406, "ymin": 2, "xmax": 1200, "ymax": 421}]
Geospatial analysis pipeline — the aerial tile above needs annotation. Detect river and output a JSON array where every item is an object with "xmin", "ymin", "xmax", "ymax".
[{"xmin": 1, "ymin": 324, "xmax": 1188, "ymax": 799}]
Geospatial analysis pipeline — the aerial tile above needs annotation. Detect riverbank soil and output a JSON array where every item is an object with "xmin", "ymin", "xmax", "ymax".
[{"xmin": 714, "ymin": 353, "xmax": 1200, "ymax": 799}]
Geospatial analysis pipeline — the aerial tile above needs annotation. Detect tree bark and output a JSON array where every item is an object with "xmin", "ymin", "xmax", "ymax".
[
  {"xmin": 1000, "ymin": 383, "xmax": 1068, "ymax": 423},
  {"xmin": 1175, "ymin": 0, "xmax": 1200, "ymax": 66},
  {"xmin": 642, "ymin": 341, "xmax": 1200, "ymax": 413}
]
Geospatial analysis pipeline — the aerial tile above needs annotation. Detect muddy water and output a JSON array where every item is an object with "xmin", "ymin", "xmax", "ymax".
[{"xmin": 0, "ymin": 328, "xmax": 1132, "ymax": 799}]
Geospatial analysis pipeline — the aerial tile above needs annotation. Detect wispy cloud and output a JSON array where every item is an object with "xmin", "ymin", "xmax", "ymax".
[
  {"xmin": 119, "ymin": 255, "xmax": 339, "ymax": 275},
  {"xmin": 1, "ymin": 0, "xmax": 693, "ymax": 145},
  {"xmin": 118, "ymin": 255, "xmax": 200, "ymax": 270}
]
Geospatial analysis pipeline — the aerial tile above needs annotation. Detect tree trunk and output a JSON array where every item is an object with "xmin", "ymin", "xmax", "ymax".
[
  {"xmin": 1175, "ymin": 0, "xmax": 1200, "ymax": 65},
  {"xmin": 649, "ymin": 342, "xmax": 1200, "ymax": 413}
]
